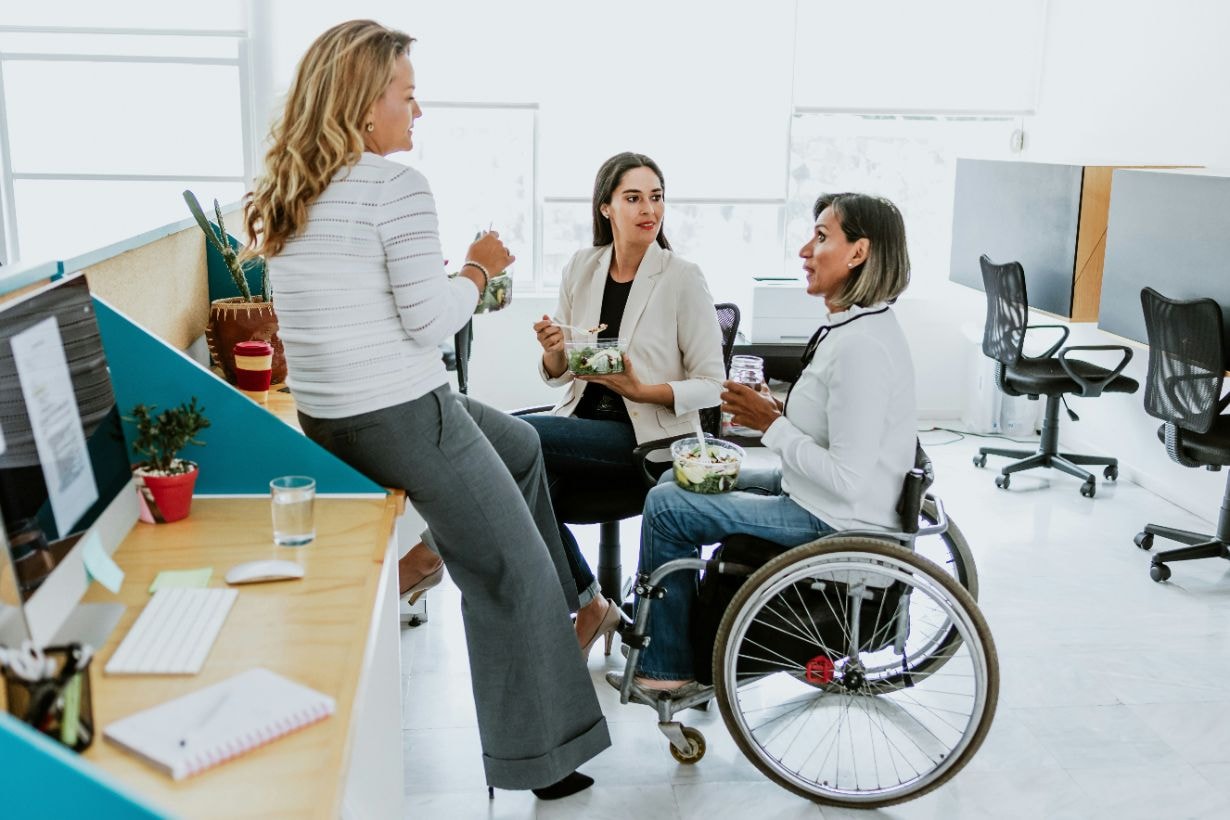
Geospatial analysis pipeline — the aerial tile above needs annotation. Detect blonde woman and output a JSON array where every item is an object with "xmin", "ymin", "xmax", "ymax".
[{"xmin": 242, "ymin": 20, "xmax": 608, "ymax": 799}]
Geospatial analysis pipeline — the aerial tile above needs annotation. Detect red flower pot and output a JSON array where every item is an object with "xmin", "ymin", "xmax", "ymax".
[{"xmin": 133, "ymin": 463, "xmax": 199, "ymax": 523}]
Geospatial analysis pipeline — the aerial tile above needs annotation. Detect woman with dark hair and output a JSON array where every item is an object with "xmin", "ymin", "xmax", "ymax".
[
  {"xmin": 243, "ymin": 20, "xmax": 608, "ymax": 799},
  {"xmin": 528, "ymin": 152, "xmax": 726, "ymax": 656},
  {"xmin": 609, "ymin": 192, "xmax": 917, "ymax": 699}
]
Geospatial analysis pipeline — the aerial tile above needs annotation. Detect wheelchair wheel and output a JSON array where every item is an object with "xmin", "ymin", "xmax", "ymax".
[{"xmin": 712, "ymin": 537, "xmax": 998, "ymax": 808}]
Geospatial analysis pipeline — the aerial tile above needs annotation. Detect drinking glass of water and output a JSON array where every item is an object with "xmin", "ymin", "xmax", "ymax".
[{"xmin": 270, "ymin": 476, "xmax": 316, "ymax": 546}]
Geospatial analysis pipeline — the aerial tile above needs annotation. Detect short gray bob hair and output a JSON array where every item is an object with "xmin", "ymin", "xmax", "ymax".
[{"xmin": 813, "ymin": 192, "xmax": 910, "ymax": 309}]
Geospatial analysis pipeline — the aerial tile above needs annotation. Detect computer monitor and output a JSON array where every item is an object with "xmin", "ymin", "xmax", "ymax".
[{"xmin": 0, "ymin": 273, "xmax": 138, "ymax": 648}]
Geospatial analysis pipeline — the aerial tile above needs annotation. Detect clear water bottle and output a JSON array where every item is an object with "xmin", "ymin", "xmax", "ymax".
[{"xmin": 723, "ymin": 354, "xmax": 765, "ymax": 438}]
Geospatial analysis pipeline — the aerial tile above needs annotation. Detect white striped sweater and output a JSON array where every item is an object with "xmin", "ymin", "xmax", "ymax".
[{"xmin": 266, "ymin": 153, "xmax": 478, "ymax": 419}]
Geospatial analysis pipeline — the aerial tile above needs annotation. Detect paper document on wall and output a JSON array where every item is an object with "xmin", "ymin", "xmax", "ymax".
[{"xmin": 9, "ymin": 316, "xmax": 98, "ymax": 537}]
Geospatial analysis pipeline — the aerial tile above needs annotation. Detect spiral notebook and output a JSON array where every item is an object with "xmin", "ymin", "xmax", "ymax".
[{"xmin": 103, "ymin": 667, "xmax": 335, "ymax": 780}]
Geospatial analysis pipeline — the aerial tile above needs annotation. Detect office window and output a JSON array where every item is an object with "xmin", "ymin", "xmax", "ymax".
[
  {"xmin": 397, "ymin": 105, "xmax": 535, "ymax": 286},
  {"xmin": 0, "ymin": 22, "xmax": 250, "ymax": 264},
  {"xmin": 541, "ymin": 199, "xmax": 782, "ymax": 313},
  {"xmin": 786, "ymin": 113, "xmax": 1019, "ymax": 290}
]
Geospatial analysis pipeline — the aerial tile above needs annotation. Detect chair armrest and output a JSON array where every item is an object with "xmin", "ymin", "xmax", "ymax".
[
  {"xmin": 510, "ymin": 404, "xmax": 554, "ymax": 417},
  {"xmin": 632, "ymin": 434, "xmax": 693, "ymax": 487},
  {"xmin": 1056, "ymin": 345, "xmax": 1134, "ymax": 398},
  {"xmin": 1022, "ymin": 324, "xmax": 1071, "ymax": 361}
]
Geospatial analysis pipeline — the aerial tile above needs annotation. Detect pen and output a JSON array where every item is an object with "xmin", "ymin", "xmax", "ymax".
[{"xmin": 179, "ymin": 691, "xmax": 231, "ymax": 747}]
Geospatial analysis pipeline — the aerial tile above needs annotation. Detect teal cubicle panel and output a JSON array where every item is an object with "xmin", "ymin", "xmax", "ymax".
[
  {"xmin": 92, "ymin": 297, "xmax": 384, "ymax": 496},
  {"xmin": 0, "ymin": 713, "xmax": 166, "ymax": 819}
]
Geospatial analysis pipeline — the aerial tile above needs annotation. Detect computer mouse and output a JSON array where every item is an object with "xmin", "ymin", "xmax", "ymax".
[{"xmin": 224, "ymin": 559, "xmax": 305, "ymax": 585}]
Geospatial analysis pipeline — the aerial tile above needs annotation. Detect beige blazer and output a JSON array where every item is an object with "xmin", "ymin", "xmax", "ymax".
[{"xmin": 538, "ymin": 243, "xmax": 725, "ymax": 444}]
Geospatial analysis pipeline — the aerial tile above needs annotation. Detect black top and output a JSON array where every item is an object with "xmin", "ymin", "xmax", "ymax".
[{"xmin": 574, "ymin": 273, "xmax": 634, "ymax": 423}]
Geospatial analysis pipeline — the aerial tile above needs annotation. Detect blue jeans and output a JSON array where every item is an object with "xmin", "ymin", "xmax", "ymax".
[
  {"xmin": 636, "ymin": 467, "xmax": 835, "ymax": 680},
  {"xmin": 522, "ymin": 413, "xmax": 640, "ymax": 609}
]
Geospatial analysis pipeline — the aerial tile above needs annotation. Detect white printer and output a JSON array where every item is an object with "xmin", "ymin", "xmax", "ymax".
[{"xmin": 749, "ymin": 279, "xmax": 820, "ymax": 343}]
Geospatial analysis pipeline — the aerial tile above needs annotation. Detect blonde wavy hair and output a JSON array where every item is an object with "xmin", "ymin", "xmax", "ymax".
[{"xmin": 241, "ymin": 20, "xmax": 414, "ymax": 262}]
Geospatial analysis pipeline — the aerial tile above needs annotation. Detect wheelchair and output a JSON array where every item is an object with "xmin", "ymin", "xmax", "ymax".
[{"xmin": 613, "ymin": 451, "xmax": 998, "ymax": 809}]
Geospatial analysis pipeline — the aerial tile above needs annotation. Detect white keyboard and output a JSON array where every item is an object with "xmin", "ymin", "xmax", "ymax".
[{"xmin": 105, "ymin": 588, "xmax": 238, "ymax": 675}]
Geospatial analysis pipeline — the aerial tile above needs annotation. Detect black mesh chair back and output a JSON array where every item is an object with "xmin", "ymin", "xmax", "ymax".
[
  {"xmin": 979, "ymin": 255, "xmax": 1028, "ymax": 366},
  {"xmin": 702, "ymin": 303, "xmax": 741, "ymax": 435},
  {"xmin": 715, "ymin": 302, "xmax": 741, "ymax": 372},
  {"xmin": 1140, "ymin": 287, "xmax": 1226, "ymax": 435}
]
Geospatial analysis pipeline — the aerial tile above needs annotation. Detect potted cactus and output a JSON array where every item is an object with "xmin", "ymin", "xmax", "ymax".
[
  {"xmin": 184, "ymin": 191, "xmax": 287, "ymax": 385},
  {"xmin": 126, "ymin": 398, "xmax": 210, "ymax": 523}
]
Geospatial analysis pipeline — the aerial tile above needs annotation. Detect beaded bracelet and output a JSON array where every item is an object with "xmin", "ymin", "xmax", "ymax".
[{"xmin": 462, "ymin": 261, "xmax": 491, "ymax": 292}]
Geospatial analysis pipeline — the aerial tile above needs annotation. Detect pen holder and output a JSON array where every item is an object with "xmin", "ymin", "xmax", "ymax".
[{"xmin": 2, "ymin": 644, "xmax": 95, "ymax": 753}]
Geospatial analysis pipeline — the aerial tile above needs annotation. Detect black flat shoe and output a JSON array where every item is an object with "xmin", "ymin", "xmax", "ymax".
[{"xmin": 532, "ymin": 771, "xmax": 594, "ymax": 800}]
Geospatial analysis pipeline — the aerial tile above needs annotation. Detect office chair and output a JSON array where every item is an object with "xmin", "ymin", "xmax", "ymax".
[
  {"xmin": 441, "ymin": 318, "xmax": 474, "ymax": 394},
  {"xmin": 518, "ymin": 303, "xmax": 740, "ymax": 597},
  {"xmin": 972, "ymin": 255, "xmax": 1139, "ymax": 497},
  {"xmin": 1134, "ymin": 288, "xmax": 1230, "ymax": 582}
]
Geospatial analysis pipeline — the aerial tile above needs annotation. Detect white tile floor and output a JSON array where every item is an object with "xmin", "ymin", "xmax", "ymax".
[{"xmin": 400, "ymin": 433, "xmax": 1230, "ymax": 819}]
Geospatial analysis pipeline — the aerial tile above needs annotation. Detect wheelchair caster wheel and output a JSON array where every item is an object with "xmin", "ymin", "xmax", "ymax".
[
  {"xmin": 669, "ymin": 727, "xmax": 706, "ymax": 764},
  {"xmin": 994, "ymin": 474, "xmax": 1010, "ymax": 490},
  {"xmin": 1103, "ymin": 465, "xmax": 1119, "ymax": 481},
  {"xmin": 1150, "ymin": 563, "xmax": 1171, "ymax": 582},
  {"xmin": 972, "ymin": 454, "xmax": 987, "ymax": 468},
  {"xmin": 1080, "ymin": 480, "xmax": 1096, "ymax": 498},
  {"xmin": 1134, "ymin": 532, "xmax": 1153, "ymax": 551}
]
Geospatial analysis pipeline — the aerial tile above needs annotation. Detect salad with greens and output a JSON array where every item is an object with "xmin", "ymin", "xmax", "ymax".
[
  {"xmin": 567, "ymin": 345, "xmax": 625, "ymax": 376},
  {"xmin": 475, "ymin": 272, "xmax": 512, "ymax": 314},
  {"xmin": 673, "ymin": 445, "xmax": 742, "ymax": 494}
]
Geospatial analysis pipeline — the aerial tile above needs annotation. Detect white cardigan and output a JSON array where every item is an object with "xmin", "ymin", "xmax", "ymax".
[
  {"xmin": 538, "ymin": 243, "xmax": 725, "ymax": 444},
  {"xmin": 761, "ymin": 303, "xmax": 917, "ymax": 531}
]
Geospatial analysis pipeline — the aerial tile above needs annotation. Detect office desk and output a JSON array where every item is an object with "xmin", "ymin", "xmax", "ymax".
[
  {"xmin": 731, "ymin": 342, "xmax": 806, "ymax": 384},
  {"xmin": 78, "ymin": 494, "xmax": 404, "ymax": 818}
]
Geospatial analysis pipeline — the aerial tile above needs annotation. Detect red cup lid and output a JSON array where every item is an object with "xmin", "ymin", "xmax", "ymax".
[{"xmin": 234, "ymin": 340, "xmax": 273, "ymax": 356}]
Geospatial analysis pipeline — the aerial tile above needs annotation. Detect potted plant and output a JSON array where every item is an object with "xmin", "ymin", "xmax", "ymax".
[
  {"xmin": 126, "ymin": 398, "xmax": 211, "ymax": 523},
  {"xmin": 184, "ymin": 190, "xmax": 287, "ymax": 385}
]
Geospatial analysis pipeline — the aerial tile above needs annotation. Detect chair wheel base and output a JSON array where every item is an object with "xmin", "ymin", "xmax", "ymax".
[
  {"xmin": 994, "ymin": 474, "xmax": 1010, "ymax": 490},
  {"xmin": 1103, "ymin": 465, "xmax": 1119, "ymax": 481},
  {"xmin": 972, "ymin": 454, "xmax": 987, "ymax": 468},
  {"xmin": 1134, "ymin": 532, "xmax": 1153, "ymax": 551},
  {"xmin": 1150, "ymin": 563, "xmax": 1172, "ymax": 582},
  {"xmin": 1080, "ymin": 479, "xmax": 1096, "ymax": 498}
]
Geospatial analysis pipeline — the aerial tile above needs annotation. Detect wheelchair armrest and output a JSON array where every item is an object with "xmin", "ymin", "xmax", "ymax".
[
  {"xmin": 510, "ymin": 404, "xmax": 554, "ymax": 417},
  {"xmin": 1021, "ymin": 324, "xmax": 1071, "ymax": 361},
  {"xmin": 1056, "ymin": 345, "xmax": 1133, "ymax": 398}
]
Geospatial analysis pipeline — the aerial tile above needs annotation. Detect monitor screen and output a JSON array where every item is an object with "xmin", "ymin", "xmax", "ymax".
[{"xmin": 0, "ymin": 273, "xmax": 137, "ymax": 645}]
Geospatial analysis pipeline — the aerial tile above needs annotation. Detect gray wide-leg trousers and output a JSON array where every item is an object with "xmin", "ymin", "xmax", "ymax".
[{"xmin": 299, "ymin": 385, "xmax": 610, "ymax": 789}]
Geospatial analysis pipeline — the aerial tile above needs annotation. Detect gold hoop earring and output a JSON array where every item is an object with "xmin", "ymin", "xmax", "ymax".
[{"xmin": 365, "ymin": 122, "xmax": 375, "ymax": 133}]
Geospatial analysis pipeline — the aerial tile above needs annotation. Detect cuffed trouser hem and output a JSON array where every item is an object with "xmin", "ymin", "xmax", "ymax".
[
  {"xmin": 482, "ymin": 716, "xmax": 611, "ymax": 790},
  {"xmin": 576, "ymin": 580, "xmax": 601, "ymax": 610}
]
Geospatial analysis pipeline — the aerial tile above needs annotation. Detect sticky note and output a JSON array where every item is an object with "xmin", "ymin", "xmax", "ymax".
[
  {"xmin": 149, "ymin": 568, "xmax": 213, "ymax": 594},
  {"xmin": 81, "ymin": 531, "xmax": 124, "ymax": 593}
]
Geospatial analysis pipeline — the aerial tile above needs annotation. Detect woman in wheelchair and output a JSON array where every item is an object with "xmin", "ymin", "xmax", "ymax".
[
  {"xmin": 613, "ymin": 192, "xmax": 917, "ymax": 699},
  {"xmin": 527, "ymin": 152, "xmax": 726, "ymax": 655}
]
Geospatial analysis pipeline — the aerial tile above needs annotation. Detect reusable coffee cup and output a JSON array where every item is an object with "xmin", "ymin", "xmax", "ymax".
[{"xmin": 233, "ymin": 340, "xmax": 273, "ymax": 401}]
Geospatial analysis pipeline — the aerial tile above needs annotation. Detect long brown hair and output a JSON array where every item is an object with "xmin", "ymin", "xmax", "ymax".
[
  {"xmin": 240, "ymin": 20, "xmax": 414, "ymax": 261},
  {"xmin": 591, "ymin": 152, "xmax": 671, "ymax": 250}
]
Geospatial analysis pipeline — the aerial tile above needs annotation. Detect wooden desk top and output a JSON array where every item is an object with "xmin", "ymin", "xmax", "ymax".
[{"xmin": 79, "ymin": 494, "xmax": 399, "ymax": 818}]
